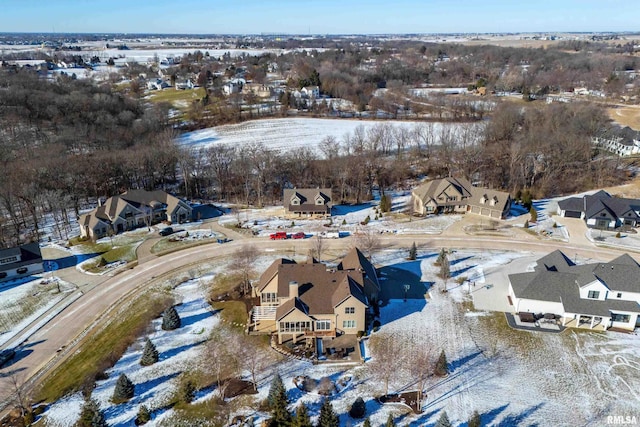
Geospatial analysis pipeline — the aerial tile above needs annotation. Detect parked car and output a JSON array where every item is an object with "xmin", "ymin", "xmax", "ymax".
[
  {"xmin": 159, "ymin": 227, "xmax": 174, "ymax": 236},
  {"xmin": 269, "ymin": 231, "xmax": 288, "ymax": 240},
  {"xmin": 292, "ymin": 232, "xmax": 306, "ymax": 239}
]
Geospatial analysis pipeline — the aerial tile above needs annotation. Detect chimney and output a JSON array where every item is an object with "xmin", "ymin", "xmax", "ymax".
[{"xmin": 289, "ymin": 281, "xmax": 299, "ymax": 299}]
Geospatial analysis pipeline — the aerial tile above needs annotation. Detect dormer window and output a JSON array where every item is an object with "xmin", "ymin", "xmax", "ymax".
[
  {"xmin": 587, "ymin": 290, "xmax": 600, "ymax": 299},
  {"xmin": 490, "ymin": 197, "xmax": 498, "ymax": 206},
  {"xmin": 291, "ymin": 195, "xmax": 301, "ymax": 205},
  {"xmin": 315, "ymin": 193, "xmax": 326, "ymax": 205},
  {"xmin": 480, "ymin": 195, "xmax": 487, "ymax": 204}
]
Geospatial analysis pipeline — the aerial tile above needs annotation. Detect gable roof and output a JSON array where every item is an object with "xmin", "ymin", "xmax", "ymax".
[
  {"xmin": 510, "ymin": 250, "xmax": 640, "ymax": 316},
  {"xmin": 412, "ymin": 177, "xmax": 510, "ymax": 212},
  {"xmin": 283, "ymin": 188, "xmax": 333, "ymax": 212},
  {"xmin": 338, "ymin": 247, "xmax": 380, "ymax": 290},
  {"xmin": 565, "ymin": 190, "xmax": 640, "ymax": 221}
]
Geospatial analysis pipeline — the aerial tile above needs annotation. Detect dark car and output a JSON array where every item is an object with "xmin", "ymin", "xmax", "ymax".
[{"xmin": 159, "ymin": 227, "xmax": 174, "ymax": 236}]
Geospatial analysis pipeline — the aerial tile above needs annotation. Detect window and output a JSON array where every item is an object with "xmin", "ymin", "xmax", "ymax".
[
  {"xmin": 344, "ymin": 307, "xmax": 355, "ymax": 314},
  {"xmin": 261, "ymin": 292, "xmax": 278, "ymax": 304},
  {"xmin": 316, "ymin": 320, "xmax": 331, "ymax": 331},
  {"xmin": 611, "ymin": 313, "xmax": 631, "ymax": 323},
  {"xmin": 617, "ymin": 292, "xmax": 623, "ymax": 298},
  {"xmin": 0, "ymin": 256, "xmax": 18, "ymax": 265},
  {"xmin": 279, "ymin": 321, "xmax": 311, "ymax": 333},
  {"xmin": 16, "ymin": 267, "xmax": 28, "ymax": 274},
  {"xmin": 125, "ymin": 212, "xmax": 133, "ymax": 218},
  {"xmin": 342, "ymin": 320, "xmax": 356, "ymax": 329},
  {"xmin": 291, "ymin": 199, "xmax": 299, "ymax": 205},
  {"xmin": 587, "ymin": 290, "xmax": 600, "ymax": 299}
]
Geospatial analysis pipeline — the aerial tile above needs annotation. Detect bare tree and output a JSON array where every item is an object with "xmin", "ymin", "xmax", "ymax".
[
  {"xmin": 409, "ymin": 344, "xmax": 434, "ymax": 406},
  {"xmin": 368, "ymin": 332, "xmax": 403, "ymax": 395},
  {"xmin": 311, "ymin": 235, "xmax": 325, "ymax": 262},
  {"xmin": 352, "ymin": 227, "xmax": 380, "ymax": 261},
  {"xmin": 236, "ymin": 243, "xmax": 258, "ymax": 296},
  {"xmin": 4, "ymin": 371, "xmax": 30, "ymax": 419}
]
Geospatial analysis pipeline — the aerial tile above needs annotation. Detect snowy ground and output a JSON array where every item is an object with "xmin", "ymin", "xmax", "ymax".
[
  {"xmin": 177, "ymin": 118, "xmax": 471, "ymax": 158},
  {"xmin": 41, "ymin": 276, "xmax": 219, "ymax": 427},
  {"xmin": 39, "ymin": 248, "xmax": 640, "ymax": 427},
  {"xmin": 0, "ymin": 276, "xmax": 75, "ymax": 347}
]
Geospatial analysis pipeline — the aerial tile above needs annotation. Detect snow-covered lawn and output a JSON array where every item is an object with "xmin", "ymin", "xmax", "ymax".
[
  {"xmin": 41, "ymin": 277, "xmax": 219, "ymax": 427},
  {"xmin": 0, "ymin": 276, "xmax": 75, "ymax": 347}
]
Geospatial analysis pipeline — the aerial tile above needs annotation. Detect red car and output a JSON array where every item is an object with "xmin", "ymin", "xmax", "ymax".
[
  {"xmin": 269, "ymin": 231, "xmax": 288, "ymax": 240},
  {"xmin": 292, "ymin": 232, "xmax": 306, "ymax": 239}
]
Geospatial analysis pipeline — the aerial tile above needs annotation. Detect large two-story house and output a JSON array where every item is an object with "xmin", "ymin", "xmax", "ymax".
[
  {"xmin": 79, "ymin": 189, "xmax": 192, "ymax": 240},
  {"xmin": 507, "ymin": 250, "xmax": 640, "ymax": 331},
  {"xmin": 0, "ymin": 243, "xmax": 44, "ymax": 283},
  {"xmin": 249, "ymin": 248, "xmax": 379, "ymax": 346},
  {"xmin": 282, "ymin": 188, "xmax": 332, "ymax": 218},
  {"xmin": 411, "ymin": 177, "xmax": 511, "ymax": 219}
]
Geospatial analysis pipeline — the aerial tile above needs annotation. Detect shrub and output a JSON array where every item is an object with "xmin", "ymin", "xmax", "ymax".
[
  {"xmin": 372, "ymin": 320, "xmax": 381, "ymax": 332},
  {"xmin": 112, "ymin": 373, "xmax": 135, "ymax": 403},
  {"xmin": 529, "ymin": 206, "xmax": 538, "ymax": 223},
  {"xmin": 161, "ymin": 306, "xmax": 181, "ymax": 330},
  {"xmin": 616, "ymin": 232, "xmax": 621, "ymax": 238},
  {"xmin": 357, "ymin": 330, "xmax": 365, "ymax": 338},
  {"xmin": 349, "ymin": 397, "xmax": 366, "ymax": 418},
  {"xmin": 435, "ymin": 411, "xmax": 452, "ymax": 427},
  {"xmin": 361, "ymin": 215, "xmax": 371, "ymax": 225},
  {"xmin": 140, "ymin": 338, "xmax": 159, "ymax": 366},
  {"xmin": 136, "ymin": 405, "xmax": 151, "ymax": 425},
  {"xmin": 291, "ymin": 221, "xmax": 295, "ymax": 227},
  {"xmin": 524, "ymin": 220, "xmax": 529, "ymax": 228},
  {"xmin": 342, "ymin": 219, "xmax": 347, "ymax": 226},
  {"xmin": 553, "ymin": 222, "xmax": 558, "ymax": 228}
]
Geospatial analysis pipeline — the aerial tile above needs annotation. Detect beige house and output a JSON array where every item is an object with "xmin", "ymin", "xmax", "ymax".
[
  {"xmin": 411, "ymin": 177, "xmax": 511, "ymax": 219},
  {"xmin": 249, "ymin": 248, "xmax": 378, "ymax": 346},
  {"xmin": 79, "ymin": 189, "xmax": 192, "ymax": 240},
  {"xmin": 282, "ymin": 188, "xmax": 332, "ymax": 218}
]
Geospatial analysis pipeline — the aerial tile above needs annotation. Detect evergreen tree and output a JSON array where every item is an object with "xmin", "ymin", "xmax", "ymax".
[
  {"xmin": 385, "ymin": 413, "xmax": 396, "ymax": 427},
  {"xmin": 112, "ymin": 373, "xmax": 135, "ymax": 403},
  {"xmin": 363, "ymin": 418, "xmax": 372, "ymax": 427},
  {"xmin": 434, "ymin": 350, "xmax": 449, "ymax": 377},
  {"xmin": 435, "ymin": 411, "xmax": 452, "ymax": 427},
  {"xmin": 76, "ymin": 398, "xmax": 108, "ymax": 427},
  {"xmin": 440, "ymin": 255, "xmax": 450, "ymax": 280},
  {"xmin": 161, "ymin": 306, "xmax": 181, "ymax": 330},
  {"xmin": 293, "ymin": 402, "xmax": 312, "ymax": 427},
  {"xmin": 179, "ymin": 377, "xmax": 195, "ymax": 404},
  {"xmin": 408, "ymin": 242, "xmax": 417, "ymax": 260},
  {"xmin": 140, "ymin": 338, "xmax": 159, "ymax": 366},
  {"xmin": 529, "ymin": 206, "xmax": 538, "ymax": 223},
  {"xmin": 136, "ymin": 405, "xmax": 151, "ymax": 425},
  {"xmin": 380, "ymin": 194, "xmax": 392, "ymax": 213},
  {"xmin": 317, "ymin": 398, "xmax": 339, "ymax": 427},
  {"xmin": 349, "ymin": 396, "xmax": 366, "ymax": 418},
  {"xmin": 436, "ymin": 248, "xmax": 447, "ymax": 266},
  {"xmin": 468, "ymin": 410, "xmax": 481, "ymax": 427},
  {"xmin": 268, "ymin": 373, "xmax": 291, "ymax": 426}
]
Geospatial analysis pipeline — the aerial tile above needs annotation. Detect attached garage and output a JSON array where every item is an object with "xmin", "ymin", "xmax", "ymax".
[{"xmin": 563, "ymin": 210, "xmax": 582, "ymax": 218}]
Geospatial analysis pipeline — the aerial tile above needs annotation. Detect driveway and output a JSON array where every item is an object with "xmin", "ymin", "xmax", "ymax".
[{"xmin": 472, "ymin": 254, "xmax": 540, "ymax": 313}]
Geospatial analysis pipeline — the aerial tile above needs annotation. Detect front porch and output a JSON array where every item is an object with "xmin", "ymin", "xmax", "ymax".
[{"xmin": 561, "ymin": 314, "xmax": 608, "ymax": 331}]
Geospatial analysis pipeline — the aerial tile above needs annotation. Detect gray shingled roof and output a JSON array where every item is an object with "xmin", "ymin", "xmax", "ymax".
[
  {"xmin": 510, "ymin": 250, "xmax": 640, "ymax": 317},
  {"xmin": 557, "ymin": 197, "xmax": 583, "ymax": 212}
]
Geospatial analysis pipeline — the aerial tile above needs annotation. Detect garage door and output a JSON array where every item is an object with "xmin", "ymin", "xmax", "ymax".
[{"xmin": 563, "ymin": 210, "xmax": 581, "ymax": 218}]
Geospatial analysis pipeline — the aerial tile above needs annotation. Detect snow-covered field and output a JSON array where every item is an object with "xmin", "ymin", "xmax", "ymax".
[
  {"xmin": 178, "ymin": 118, "xmax": 471, "ymax": 157},
  {"xmin": 38, "ymin": 248, "xmax": 640, "ymax": 427}
]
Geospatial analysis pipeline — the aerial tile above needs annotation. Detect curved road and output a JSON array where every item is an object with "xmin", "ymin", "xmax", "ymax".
[{"xmin": 0, "ymin": 217, "xmax": 636, "ymax": 414}]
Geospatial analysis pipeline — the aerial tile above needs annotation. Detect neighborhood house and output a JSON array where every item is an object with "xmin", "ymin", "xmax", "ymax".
[
  {"xmin": 248, "ymin": 248, "xmax": 380, "ymax": 349},
  {"xmin": 0, "ymin": 243, "xmax": 44, "ymax": 283},
  {"xmin": 557, "ymin": 190, "xmax": 640, "ymax": 229},
  {"xmin": 507, "ymin": 250, "xmax": 640, "ymax": 331},
  {"xmin": 282, "ymin": 188, "xmax": 333, "ymax": 218},
  {"xmin": 79, "ymin": 189, "xmax": 193, "ymax": 240},
  {"xmin": 411, "ymin": 177, "xmax": 511, "ymax": 219}
]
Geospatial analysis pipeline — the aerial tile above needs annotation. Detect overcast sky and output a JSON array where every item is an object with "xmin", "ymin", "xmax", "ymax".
[{"xmin": 1, "ymin": 0, "xmax": 638, "ymax": 34}]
